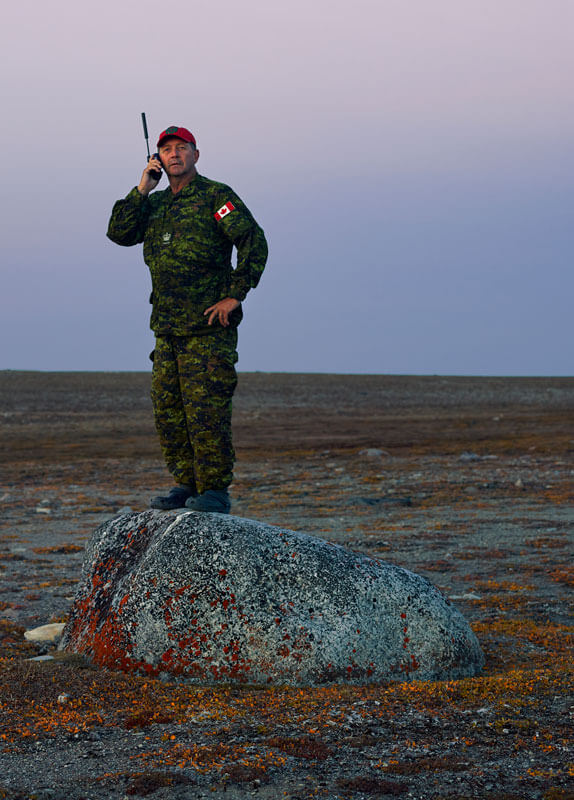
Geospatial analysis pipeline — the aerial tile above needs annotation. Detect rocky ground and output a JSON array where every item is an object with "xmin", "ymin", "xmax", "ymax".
[{"xmin": 0, "ymin": 371, "xmax": 572, "ymax": 800}]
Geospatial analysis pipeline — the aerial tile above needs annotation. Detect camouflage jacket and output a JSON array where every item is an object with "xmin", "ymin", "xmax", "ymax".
[{"xmin": 106, "ymin": 174, "xmax": 268, "ymax": 335}]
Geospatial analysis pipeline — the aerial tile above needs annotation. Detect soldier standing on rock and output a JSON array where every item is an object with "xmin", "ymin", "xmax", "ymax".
[{"xmin": 107, "ymin": 125, "xmax": 268, "ymax": 514}]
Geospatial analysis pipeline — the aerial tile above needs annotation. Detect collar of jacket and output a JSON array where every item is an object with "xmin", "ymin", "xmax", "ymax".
[{"xmin": 166, "ymin": 173, "xmax": 207, "ymax": 199}]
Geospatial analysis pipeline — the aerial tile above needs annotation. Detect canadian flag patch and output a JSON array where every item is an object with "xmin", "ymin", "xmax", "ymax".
[{"xmin": 214, "ymin": 201, "xmax": 235, "ymax": 221}]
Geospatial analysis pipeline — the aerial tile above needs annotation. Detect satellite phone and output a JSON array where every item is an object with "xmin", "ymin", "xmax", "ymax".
[{"xmin": 141, "ymin": 113, "xmax": 162, "ymax": 181}]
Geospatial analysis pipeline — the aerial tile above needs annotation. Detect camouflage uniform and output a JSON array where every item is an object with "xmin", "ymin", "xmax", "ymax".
[{"xmin": 107, "ymin": 175, "xmax": 267, "ymax": 493}]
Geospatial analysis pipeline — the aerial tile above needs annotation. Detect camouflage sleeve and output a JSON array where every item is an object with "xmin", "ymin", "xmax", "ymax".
[
  {"xmin": 106, "ymin": 187, "xmax": 151, "ymax": 247},
  {"xmin": 214, "ymin": 190, "xmax": 268, "ymax": 301}
]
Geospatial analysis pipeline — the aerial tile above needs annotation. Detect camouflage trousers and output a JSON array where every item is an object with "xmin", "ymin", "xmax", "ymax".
[{"xmin": 151, "ymin": 329, "xmax": 238, "ymax": 494}]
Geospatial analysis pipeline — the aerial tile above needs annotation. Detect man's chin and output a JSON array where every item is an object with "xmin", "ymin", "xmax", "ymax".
[
  {"xmin": 165, "ymin": 166, "xmax": 196, "ymax": 183},
  {"xmin": 166, "ymin": 166, "xmax": 189, "ymax": 177}
]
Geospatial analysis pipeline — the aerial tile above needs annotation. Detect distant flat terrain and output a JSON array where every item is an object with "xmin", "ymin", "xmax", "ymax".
[{"xmin": 1, "ymin": 371, "xmax": 572, "ymax": 466}]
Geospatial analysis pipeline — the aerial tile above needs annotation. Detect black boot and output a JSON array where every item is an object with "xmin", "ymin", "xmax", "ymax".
[
  {"xmin": 185, "ymin": 489, "xmax": 231, "ymax": 514},
  {"xmin": 150, "ymin": 485, "xmax": 197, "ymax": 510}
]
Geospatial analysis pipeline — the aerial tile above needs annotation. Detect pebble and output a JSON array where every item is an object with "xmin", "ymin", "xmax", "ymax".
[
  {"xmin": 459, "ymin": 452, "xmax": 500, "ymax": 463},
  {"xmin": 349, "ymin": 496, "xmax": 413, "ymax": 507},
  {"xmin": 27, "ymin": 655, "xmax": 55, "ymax": 662},
  {"xmin": 449, "ymin": 593, "xmax": 482, "ymax": 601},
  {"xmin": 459, "ymin": 452, "xmax": 481, "ymax": 462},
  {"xmin": 24, "ymin": 623, "xmax": 66, "ymax": 642}
]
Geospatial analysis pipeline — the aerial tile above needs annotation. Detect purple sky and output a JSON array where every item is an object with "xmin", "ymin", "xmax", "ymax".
[{"xmin": 2, "ymin": 0, "xmax": 572, "ymax": 374}]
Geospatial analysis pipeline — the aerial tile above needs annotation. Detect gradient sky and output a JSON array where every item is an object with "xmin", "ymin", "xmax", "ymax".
[{"xmin": 1, "ymin": 0, "xmax": 572, "ymax": 375}]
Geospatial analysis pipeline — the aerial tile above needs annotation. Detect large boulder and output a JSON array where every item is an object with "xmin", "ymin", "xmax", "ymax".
[{"xmin": 60, "ymin": 511, "xmax": 484, "ymax": 685}]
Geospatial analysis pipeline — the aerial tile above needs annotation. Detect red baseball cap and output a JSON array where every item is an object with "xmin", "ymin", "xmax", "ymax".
[{"xmin": 156, "ymin": 126, "xmax": 197, "ymax": 148}]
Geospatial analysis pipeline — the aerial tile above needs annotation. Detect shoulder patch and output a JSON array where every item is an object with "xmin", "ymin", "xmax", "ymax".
[{"xmin": 214, "ymin": 201, "xmax": 235, "ymax": 221}]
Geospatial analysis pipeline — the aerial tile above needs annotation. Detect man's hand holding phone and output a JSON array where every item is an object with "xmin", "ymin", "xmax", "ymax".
[{"xmin": 138, "ymin": 155, "xmax": 163, "ymax": 196}]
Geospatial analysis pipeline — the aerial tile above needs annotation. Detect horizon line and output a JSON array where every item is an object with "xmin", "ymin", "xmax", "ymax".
[{"xmin": 1, "ymin": 369, "xmax": 572, "ymax": 380}]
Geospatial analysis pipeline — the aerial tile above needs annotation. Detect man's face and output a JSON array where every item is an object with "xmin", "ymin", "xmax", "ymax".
[{"xmin": 158, "ymin": 138, "xmax": 199, "ymax": 179}]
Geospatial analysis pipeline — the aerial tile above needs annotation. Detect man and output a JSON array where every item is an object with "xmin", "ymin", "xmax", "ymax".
[{"xmin": 107, "ymin": 125, "xmax": 268, "ymax": 514}]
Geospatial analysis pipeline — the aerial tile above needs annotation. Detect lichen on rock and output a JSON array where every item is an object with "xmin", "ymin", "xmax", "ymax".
[{"xmin": 60, "ymin": 511, "xmax": 484, "ymax": 685}]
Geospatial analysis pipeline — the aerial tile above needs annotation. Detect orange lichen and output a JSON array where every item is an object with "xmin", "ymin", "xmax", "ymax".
[
  {"xmin": 548, "ymin": 567, "xmax": 574, "ymax": 587},
  {"xmin": 31, "ymin": 545, "xmax": 84, "ymax": 554}
]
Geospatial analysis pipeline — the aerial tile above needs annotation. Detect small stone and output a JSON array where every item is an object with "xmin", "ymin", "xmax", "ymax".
[
  {"xmin": 349, "ymin": 496, "xmax": 412, "ymax": 507},
  {"xmin": 57, "ymin": 693, "xmax": 71, "ymax": 704},
  {"xmin": 359, "ymin": 448, "xmax": 390, "ymax": 458},
  {"xmin": 27, "ymin": 655, "xmax": 55, "ymax": 662},
  {"xmin": 515, "ymin": 479, "xmax": 524, "ymax": 488},
  {"xmin": 459, "ymin": 452, "xmax": 480, "ymax": 462},
  {"xmin": 449, "ymin": 593, "xmax": 482, "ymax": 601},
  {"xmin": 24, "ymin": 623, "xmax": 66, "ymax": 642}
]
